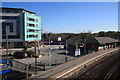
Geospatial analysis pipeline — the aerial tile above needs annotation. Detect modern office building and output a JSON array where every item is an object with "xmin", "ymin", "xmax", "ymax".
[{"xmin": 0, "ymin": 7, "xmax": 42, "ymax": 47}]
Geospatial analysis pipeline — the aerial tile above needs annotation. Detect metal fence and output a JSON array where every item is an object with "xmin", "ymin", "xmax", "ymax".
[{"xmin": 33, "ymin": 56, "xmax": 77, "ymax": 71}]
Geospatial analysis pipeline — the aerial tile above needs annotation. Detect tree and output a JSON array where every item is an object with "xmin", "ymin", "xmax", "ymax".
[{"xmin": 98, "ymin": 31, "xmax": 106, "ymax": 37}]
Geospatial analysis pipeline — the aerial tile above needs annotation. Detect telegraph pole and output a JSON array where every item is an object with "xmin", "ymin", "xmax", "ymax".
[
  {"xmin": 65, "ymin": 40, "xmax": 68, "ymax": 62},
  {"xmin": 34, "ymin": 42, "xmax": 37, "ymax": 74},
  {"xmin": 84, "ymin": 38, "xmax": 86, "ymax": 54},
  {"xmin": 48, "ymin": 37, "xmax": 51, "ymax": 66},
  {"xmin": 6, "ymin": 26, "xmax": 9, "ymax": 63},
  {"xmin": 76, "ymin": 43, "xmax": 78, "ymax": 49}
]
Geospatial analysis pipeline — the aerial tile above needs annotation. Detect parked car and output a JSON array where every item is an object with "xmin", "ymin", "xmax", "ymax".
[{"xmin": 13, "ymin": 52, "xmax": 28, "ymax": 59}]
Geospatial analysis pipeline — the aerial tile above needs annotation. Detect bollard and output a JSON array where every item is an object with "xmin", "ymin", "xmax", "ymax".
[
  {"xmin": 84, "ymin": 65, "xmax": 86, "ymax": 68},
  {"xmin": 65, "ymin": 56, "xmax": 67, "ymax": 62}
]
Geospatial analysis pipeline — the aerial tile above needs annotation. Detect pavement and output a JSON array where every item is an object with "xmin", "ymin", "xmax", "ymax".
[
  {"xmin": 14, "ymin": 47, "xmax": 73, "ymax": 65},
  {"xmin": 29, "ymin": 47, "xmax": 120, "ymax": 79},
  {"xmin": 8, "ymin": 45, "xmax": 73, "ymax": 66},
  {"xmin": 0, "ymin": 45, "xmax": 64, "ymax": 55}
]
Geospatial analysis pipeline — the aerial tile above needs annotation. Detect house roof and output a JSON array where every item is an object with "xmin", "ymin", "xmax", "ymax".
[
  {"xmin": 67, "ymin": 35, "xmax": 119, "ymax": 45},
  {"xmin": 95, "ymin": 37, "xmax": 119, "ymax": 44}
]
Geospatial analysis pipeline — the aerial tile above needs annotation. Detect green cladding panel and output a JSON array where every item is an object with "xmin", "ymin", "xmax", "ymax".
[{"xmin": 24, "ymin": 12, "xmax": 42, "ymax": 41}]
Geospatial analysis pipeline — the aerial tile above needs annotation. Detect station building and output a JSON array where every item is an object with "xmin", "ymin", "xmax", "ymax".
[
  {"xmin": 0, "ymin": 7, "xmax": 42, "ymax": 48},
  {"xmin": 66, "ymin": 35, "xmax": 119, "ymax": 54}
]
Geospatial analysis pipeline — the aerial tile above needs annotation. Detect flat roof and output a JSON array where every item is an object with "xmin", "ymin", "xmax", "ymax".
[{"xmin": 0, "ymin": 7, "xmax": 36, "ymax": 14}]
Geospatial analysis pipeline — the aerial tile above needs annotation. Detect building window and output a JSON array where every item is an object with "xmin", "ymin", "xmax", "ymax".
[
  {"xmin": 29, "ymin": 29, "xmax": 35, "ymax": 32},
  {"xmin": 13, "ymin": 16, "xmax": 17, "ymax": 19},
  {"xmin": 6, "ymin": 10, "xmax": 11, "ymax": 13},
  {"xmin": 29, "ymin": 24, "xmax": 35, "ymax": 27},
  {"xmin": 29, "ymin": 35, "xmax": 38, "ymax": 38},
  {"xmin": 6, "ymin": 16, "xmax": 9, "ymax": 19},
  {"xmin": 36, "ymin": 30, "xmax": 39, "ymax": 33},
  {"xmin": 27, "ymin": 35, "xmax": 29, "ymax": 38},
  {"xmin": 27, "ymin": 29, "xmax": 29, "ymax": 32},
  {"xmin": 36, "ymin": 35, "xmax": 38, "ymax": 38},
  {"xmin": 36, "ymin": 24, "xmax": 38, "ymax": 27},
  {"xmin": 29, "ymin": 18, "xmax": 35, "ymax": 22},
  {"xmin": 36, "ymin": 19, "xmax": 38, "ymax": 22},
  {"xmin": 14, "ymin": 11, "xmax": 19, "ymax": 13},
  {"xmin": 10, "ymin": 26, "xmax": 13, "ymax": 32}
]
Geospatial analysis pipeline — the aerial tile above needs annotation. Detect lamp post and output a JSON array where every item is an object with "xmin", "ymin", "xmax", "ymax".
[
  {"xmin": 48, "ymin": 37, "xmax": 51, "ymax": 66},
  {"xmin": 34, "ymin": 41, "xmax": 37, "ymax": 74},
  {"xmin": 34, "ymin": 29, "xmax": 42, "ymax": 74},
  {"xmin": 84, "ymin": 38, "xmax": 86, "ymax": 54},
  {"xmin": 6, "ymin": 26, "xmax": 9, "ymax": 63},
  {"xmin": 65, "ymin": 39, "xmax": 68, "ymax": 62}
]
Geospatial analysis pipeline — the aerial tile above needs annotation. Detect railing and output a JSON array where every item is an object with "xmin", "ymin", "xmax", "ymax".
[
  {"xmin": 11, "ymin": 59, "xmax": 36, "ymax": 74},
  {"xmin": 1, "ymin": 59, "xmax": 36, "ymax": 80}
]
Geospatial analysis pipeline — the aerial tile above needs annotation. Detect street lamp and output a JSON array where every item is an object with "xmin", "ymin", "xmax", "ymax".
[
  {"xmin": 34, "ymin": 29, "xmax": 42, "ymax": 74},
  {"xmin": 81, "ymin": 34, "xmax": 86, "ymax": 54},
  {"xmin": 46, "ymin": 33, "xmax": 51, "ymax": 67},
  {"xmin": 5, "ymin": 26, "xmax": 9, "ymax": 63},
  {"xmin": 48, "ymin": 36, "xmax": 51, "ymax": 66},
  {"xmin": 65, "ymin": 39, "xmax": 68, "ymax": 62},
  {"xmin": 34, "ymin": 41, "xmax": 38, "ymax": 74},
  {"xmin": 84, "ymin": 38, "xmax": 86, "ymax": 54}
]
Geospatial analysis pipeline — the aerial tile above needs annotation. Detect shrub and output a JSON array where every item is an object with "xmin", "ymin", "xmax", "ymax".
[{"xmin": 26, "ymin": 50, "xmax": 35, "ymax": 57}]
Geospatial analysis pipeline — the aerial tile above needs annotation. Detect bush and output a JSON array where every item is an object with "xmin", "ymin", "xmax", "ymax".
[
  {"xmin": 8, "ymin": 54, "xmax": 13, "ymax": 56},
  {"xmin": 26, "ymin": 50, "xmax": 35, "ymax": 57}
]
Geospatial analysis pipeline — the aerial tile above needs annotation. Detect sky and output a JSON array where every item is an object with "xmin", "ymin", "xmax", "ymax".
[
  {"xmin": 2, "ymin": 2, "xmax": 118, "ymax": 33},
  {"xmin": 1, "ymin": 0, "xmax": 119, "ymax": 2}
]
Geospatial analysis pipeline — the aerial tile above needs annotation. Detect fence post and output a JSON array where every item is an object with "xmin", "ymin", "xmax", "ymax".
[
  {"xmin": 55, "ymin": 59, "xmax": 57, "ymax": 66},
  {"xmin": 26, "ymin": 65, "xmax": 28, "ymax": 78},
  {"xmin": 43, "ymin": 63, "xmax": 45, "ymax": 71},
  {"xmin": 17, "ymin": 61, "xmax": 18, "ymax": 69},
  {"xmin": 73, "ymin": 56, "xmax": 74, "ymax": 60}
]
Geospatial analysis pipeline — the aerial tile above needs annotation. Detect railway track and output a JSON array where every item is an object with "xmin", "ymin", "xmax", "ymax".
[
  {"xmin": 104, "ymin": 61, "xmax": 120, "ymax": 80},
  {"xmin": 71, "ymin": 50, "xmax": 120, "ymax": 80}
]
